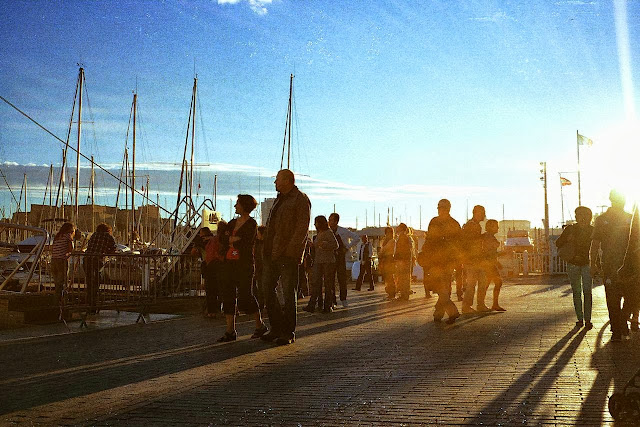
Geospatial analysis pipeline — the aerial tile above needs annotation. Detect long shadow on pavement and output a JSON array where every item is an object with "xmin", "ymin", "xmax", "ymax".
[{"xmin": 0, "ymin": 295, "xmax": 427, "ymax": 414}]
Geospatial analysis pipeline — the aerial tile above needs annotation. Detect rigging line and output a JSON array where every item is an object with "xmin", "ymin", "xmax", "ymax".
[
  {"xmin": 196, "ymin": 89, "xmax": 210, "ymax": 162},
  {"xmin": 55, "ymin": 75, "xmax": 80, "ymax": 208},
  {"xmin": 0, "ymin": 168, "xmax": 19, "ymax": 207},
  {"xmin": 81, "ymin": 76, "xmax": 101, "ymax": 165},
  {"xmin": 0, "ymin": 95, "xmax": 173, "ymax": 216}
]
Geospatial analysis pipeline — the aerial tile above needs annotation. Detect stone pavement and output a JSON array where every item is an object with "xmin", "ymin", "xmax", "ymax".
[{"xmin": 1, "ymin": 275, "xmax": 639, "ymax": 426}]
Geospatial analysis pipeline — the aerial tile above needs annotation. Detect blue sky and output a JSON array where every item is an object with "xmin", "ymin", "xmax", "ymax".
[{"xmin": 1, "ymin": 0, "xmax": 639, "ymax": 229}]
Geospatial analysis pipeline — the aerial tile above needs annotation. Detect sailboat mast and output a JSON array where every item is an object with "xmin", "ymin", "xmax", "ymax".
[
  {"xmin": 189, "ymin": 77, "xmax": 197, "ymax": 215},
  {"xmin": 287, "ymin": 73, "xmax": 293, "ymax": 169},
  {"xmin": 131, "ymin": 92, "xmax": 137, "ymax": 247},
  {"xmin": 75, "ymin": 67, "xmax": 84, "ymax": 225},
  {"xmin": 91, "ymin": 155, "xmax": 95, "ymax": 232}
]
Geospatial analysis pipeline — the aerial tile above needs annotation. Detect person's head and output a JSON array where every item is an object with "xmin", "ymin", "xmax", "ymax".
[
  {"xmin": 314, "ymin": 215, "xmax": 329, "ymax": 231},
  {"xmin": 472, "ymin": 205, "xmax": 486, "ymax": 221},
  {"xmin": 96, "ymin": 223, "xmax": 112, "ymax": 234},
  {"xmin": 274, "ymin": 169, "xmax": 295, "ymax": 193},
  {"xmin": 575, "ymin": 206, "xmax": 593, "ymax": 225},
  {"xmin": 397, "ymin": 223, "xmax": 408, "ymax": 234},
  {"xmin": 485, "ymin": 219, "xmax": 499, "ymax": 234},
  {"xmin": 56, "ymin": 222, "xmax": 75, "ymax": 238},
  {"xmin": 361, "ymin": 234, "xmax": 368, "ymax": 243},
  {"xmin": 216, "ymin": 220, "xmax": 228, "ymax": 235},
  {"xmin": 437, "ymin": 199, "xmax": 451, "ymax": 216},
  {"xmin": 199, "ymin": 227, "xmax": 213, "ymax": 239},
  {"xmin": 609, "ymin": 189, "xmax": 626, "ymax": 209},
  {"xmin": 384, "ymin": 226, "xmax": 394, "ymax": 239},
  {"xmin": 257, "ymin": 225, "xmax": 267, "ymax": 239},
  {"xmin": 328, "ymin": 212, "xmax": 340, "ymax": 230},
  {"xmin": 235, "ymin": 194, "xmax": 258, "ymax": 215}
]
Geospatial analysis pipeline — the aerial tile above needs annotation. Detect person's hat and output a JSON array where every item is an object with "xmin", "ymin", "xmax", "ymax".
[{"xmin": 437, "ymin": 199, "xmax": 451, "ymax": 209}]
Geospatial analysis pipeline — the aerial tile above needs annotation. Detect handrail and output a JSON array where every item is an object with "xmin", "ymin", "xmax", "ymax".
[{"xmin": 0, "ymin": 223, "xmax": 49, "ymax": 293}]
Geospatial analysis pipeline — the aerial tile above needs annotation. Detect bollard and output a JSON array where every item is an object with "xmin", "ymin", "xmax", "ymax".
[{"xmin": 523, "ymin": 250, "xmax": 529, "ymax": 276}]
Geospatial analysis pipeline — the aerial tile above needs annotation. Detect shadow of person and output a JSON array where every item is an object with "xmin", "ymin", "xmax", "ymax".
[{"xmin": 576, "ymin": 321, "xmax": 640, "ymax": 425}]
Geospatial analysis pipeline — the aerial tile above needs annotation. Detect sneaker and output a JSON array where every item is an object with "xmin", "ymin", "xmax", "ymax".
[
  {"xmin": 367, "ymin": 287, "xmax": 375, "ymax": 291},
  {"xmin": 576, "ymin": 320, "xmax": 584, "ymax": 328},
  {"xmin": 445, "ymin": 313, "xmax": 460, "ymax": 324},
  {"xmin": 341, "ymin": 300, "xmax": 349, "ymax": 308},
  {"xmin": 276, "ymin": 334, "xmax": 295, "ymax": 346},
  {"xmin": 260, "ymin": 330, "xmax": 279, "ymax": 342},
  {"xmin": 322, "ymin": 307, "xmax": 333, "ymax": 313},
  {"xmin": 492, "ymin": 305, "xmax": 506, "ymax": 312},
  {"xmin": 251, "ymin": 324, "xmax": 268, "ymax": 339},
  {"xmin": 585, "ymin": 322, "xmax": 594, "ymax": 330},
  {"xmin": 217, "ymin": 331, "xmax": 237, "ymax": 342}
]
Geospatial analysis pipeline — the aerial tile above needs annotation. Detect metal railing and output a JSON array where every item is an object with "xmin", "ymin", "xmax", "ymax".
[
  {"xmin": 57, "ymin": 252, "xmax": 204, "ymax": 311},
  {"xmin": 511, "ymin": 251, "xmax": 568, "ymax": 275}
]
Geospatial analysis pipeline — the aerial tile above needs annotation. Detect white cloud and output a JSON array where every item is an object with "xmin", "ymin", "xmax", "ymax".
[
  {"xmin": 2, "ymin": 161, "xmax": 19, "ymax": 166},
  {"xmin": 218, "ymin": 0, "xmax": 272, "ymax": 15}
]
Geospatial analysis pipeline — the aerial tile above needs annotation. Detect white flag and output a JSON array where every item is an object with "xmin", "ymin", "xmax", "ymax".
[{"xmin": 577, "ymin": 133, "xmax": 594, "ymax": 146}]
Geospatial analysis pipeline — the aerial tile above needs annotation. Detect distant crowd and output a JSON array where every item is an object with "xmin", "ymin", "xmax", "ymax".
[{"xmin": 48, "ymin": 170, "xmax": 639, "ymax": 345}]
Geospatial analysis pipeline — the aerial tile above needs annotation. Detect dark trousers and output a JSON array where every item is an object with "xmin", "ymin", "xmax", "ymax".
[
  {"xmin": 221, "ymin": 263, "xmax": 259, "ymax": 316},
  {"xmin": 356, "ymin": 260, "xmax": 374, "ymax": 290},
  {"xmin": 431, "ymin": 267, "xmax": 459, "ymax": 320},
  {"xmin": 263, "ymin": 257, "xmax": 299, "ymax": 338},
  {"xmin": 204, "ymin": 263, "xmax": 222, "ymax": 314},
  {"xmin": 50, "ymin": 258, "xmax": 68, "ymax": 302},
  {"xmin": 336, "ymin": 253, "xmax": 348, "ymax": 301},
  {"xmin": 84, "ymin": 257, "xmax": 101, "ymax": 312},
  {"xmin": 604, "ymin": 274, "xmax": 629, "ymax": 336},
  {"xmin": 309, "ymin": 262, "xmax": 336, "ymax": 310}
]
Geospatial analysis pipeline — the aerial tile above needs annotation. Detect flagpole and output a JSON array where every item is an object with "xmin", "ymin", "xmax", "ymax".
[
  {"xmin": 577, "ymin": 129, "xmax": 582, "ymax": 206},
  {"xmin": 559, "ymin": 173, "xmax": 565, "ymax": 225}
]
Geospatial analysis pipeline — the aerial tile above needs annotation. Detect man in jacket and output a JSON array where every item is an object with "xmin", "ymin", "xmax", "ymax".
[
  {"xmin": 355, "ymin": 234, "xmax": 375, "ymax": 291},
  {"xmin": 261, "ymin": 169, "xmax": 311, "ymax": 345},
  {"xmin": 591, "ymin": 190, "xmax": 632, "ymax": 342},
  {"xmin": 329, "ymin": 212, "xmax": 360, "ymax": 307},
  {"xmin": 461, "ymin": 205, "xmax": 488, "ymax": 313}
]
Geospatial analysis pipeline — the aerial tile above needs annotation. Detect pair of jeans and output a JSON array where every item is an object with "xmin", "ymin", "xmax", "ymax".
[
  {"xmin": 309, "ymin": 262, "xmax": 336, "ymax": 310},
  {"xmin": 335, "ymin": 252, "xmax": 348, "ymax": 301},
  {"xmin": 463, "ymin": 265, "xmax": 486, "ymax": 308},
  {"xmin": 262, "ymin": 257, "xmax": 299, "ymax": 338},
  {"xmin": 355, "ymin": 260, "xmax": 374, "ymax": 290},
  {"xmin": 566, "ymin": 263, "xmax": 592, "ymax": 322},
  {"xmin": 603, "ymin": 273, "xmax": 627, "ymax": 336},
  {"xmin": 50, "ymin": 258, "xmax": 68, "ymax": 302},
  {"xmin": 221, "ymin": 263, "xmax": 259, "ymax": 316},
  {"xmin": 84, "ymin": 256, "xmax": 102, "ymax": 312}
]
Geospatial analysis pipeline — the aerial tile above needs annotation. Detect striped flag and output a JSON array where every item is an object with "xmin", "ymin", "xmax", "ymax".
[
  {"xmin": 560, "ymin": 177, "xmax": 572, "ymax": 186},
  {"xmin": 577, "ymin": 133, "xmax": 594, "ymax": 146}
]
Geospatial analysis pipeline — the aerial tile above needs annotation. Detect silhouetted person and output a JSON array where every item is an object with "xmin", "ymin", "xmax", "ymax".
[
  {"xmin": 218, "ymin": 195, "xmax": 266, "ymax": 342},
  {"xmin": 481, "ymin": 219, "xmax": 506, "ymax": 312},
  {"xmin": 618, "ymin": 204, "xmax": 640, "ymax": 332},
  {"xmin": 394, "ymin": 223, "xmax": 414, "ymax": 301},
  {"xmin": 191, "ymin": 224, "xmax": 226, "ymax": 318},
  {"xmin": 304, "ymin": 215, "xmax": 338, "ymax": 313},
  {"xmin": 462, "ymin": 205, "xmax": 489, "ymax": 313},
  {"xmin": 261, "ymin": 169, "xmax": 311, "ymax": 346},
  {"xmin": 84, "ymin": 223, "xmax": 116, "ymax": 314},
  {"xmin": 50, "ymin": 222, "xmax": 75, "ymax": 303},
  {"xmin": 426, "ymin": 199, "xmax": 461, "ymax": 323},
  {"xmin": 556, "ymin": 206, "xmax": 593, "ymax": 329},
  {"xmin": 590, "ymin": 190, "xmax": 632, "ymax": 342},
  {"xmin": 329, "ymin": 212, "xmax": 360, "ymax": 307},
  {"xmin": 380, "ymin": 226, "xmax": 396, "ymax": 299},
  {"xmin": 355, "ymin": 235, "xmax": 375, "ymax": 291}
]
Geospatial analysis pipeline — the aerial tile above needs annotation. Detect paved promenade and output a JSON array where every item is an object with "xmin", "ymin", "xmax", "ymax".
[{"xmin": 1, "ymin": 276, "xmax": 638, "ymax": 426}]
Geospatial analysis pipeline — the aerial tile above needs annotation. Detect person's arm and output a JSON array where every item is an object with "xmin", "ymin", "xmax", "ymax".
[
  {"xmin": 590, "ymin": 239, "xmax": 601, "ymax": 276},
  {"xmin": 343, "ymin": 227, "xmax": 361, "ymax": 250}
]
